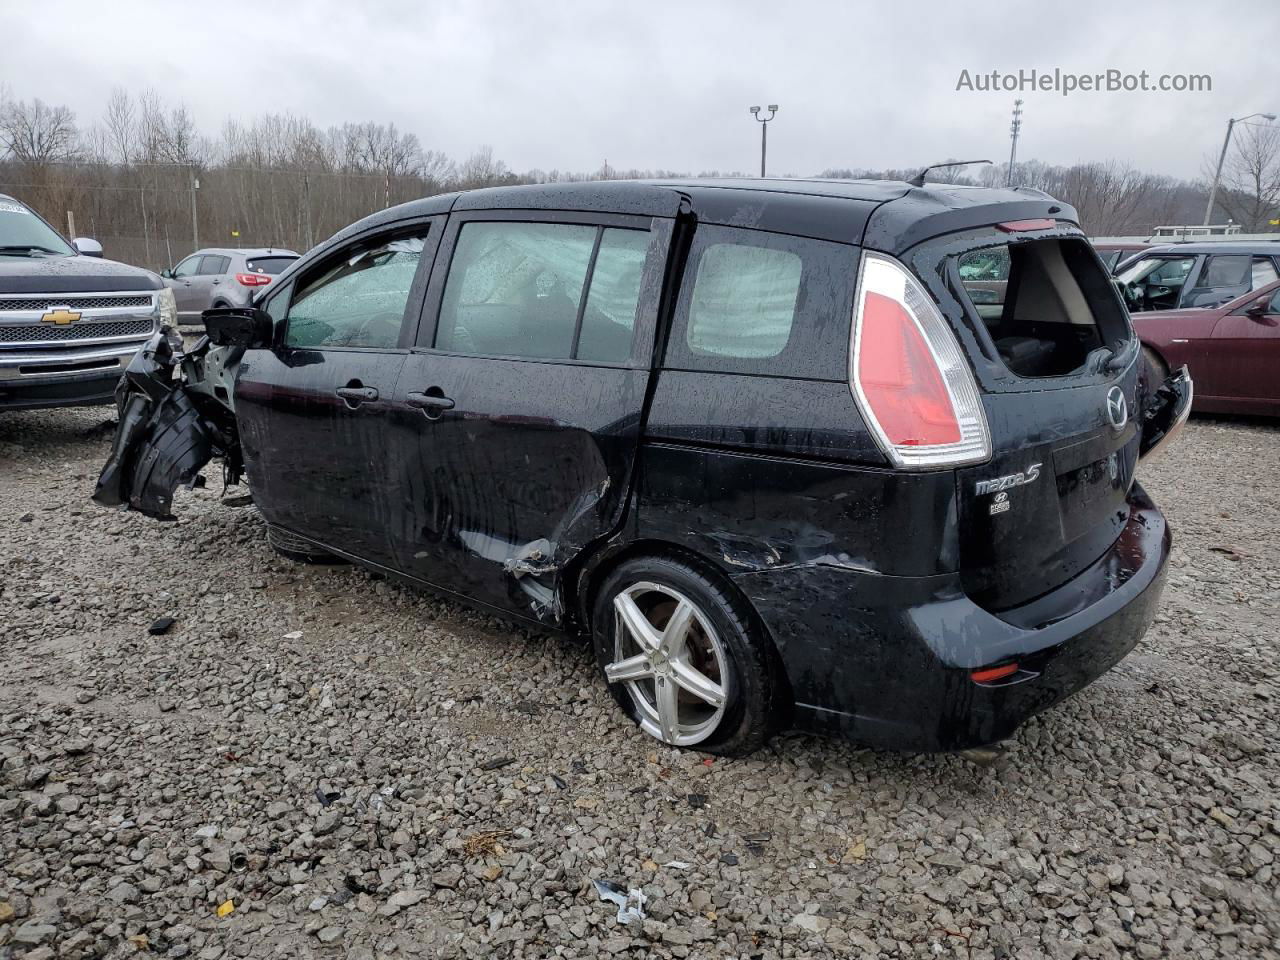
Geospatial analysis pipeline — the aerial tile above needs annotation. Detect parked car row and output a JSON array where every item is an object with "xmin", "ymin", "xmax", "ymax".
[{"xmin": 93, "ymin": 178, "xmax": 1190, "ymax": 755}]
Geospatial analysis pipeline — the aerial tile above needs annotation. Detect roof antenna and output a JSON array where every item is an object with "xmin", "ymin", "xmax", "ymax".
[{"xmin": 908, "ymin": 159, "xmax": 992, "ymax": 188}]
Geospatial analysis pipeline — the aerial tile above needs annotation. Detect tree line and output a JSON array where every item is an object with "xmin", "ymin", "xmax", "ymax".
[{"xmin": 1, "ymin": 87, "xmax": 1276, "ymax": 271}]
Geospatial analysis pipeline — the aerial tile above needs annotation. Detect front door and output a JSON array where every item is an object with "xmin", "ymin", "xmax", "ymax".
[
  {"xmin": 167, "ymin": 254, "xmax": 204, "ymax": 321},
  {"xmin": 386, "ymin": 211, "xmax": 671, "ymax": 621},
  {"xmin": 1202, "ymin": 284, "xmax": 1280, "ymax": 410},
  {"xmin": 235, "ymin": 219, "xmax": 442, "ymax": 567}
]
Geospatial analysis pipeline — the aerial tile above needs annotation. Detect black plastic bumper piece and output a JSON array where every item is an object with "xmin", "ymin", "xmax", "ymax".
[{"xmin": 92, "ymin": 330, "xmax": 222, "ymax": 521}]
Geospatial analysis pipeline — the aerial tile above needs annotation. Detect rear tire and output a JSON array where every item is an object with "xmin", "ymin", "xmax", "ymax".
[
  {"xmin": 591, "ymin": 556, "xmax": 782, "ymax": 756},
  {"xmin": 266, "ymin": 525, "xmax": 347, "ymax": 565}
]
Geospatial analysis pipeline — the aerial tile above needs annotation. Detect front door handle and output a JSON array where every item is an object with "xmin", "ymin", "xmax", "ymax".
[
  {"xmin": 406, "ymin": 388, "xmax": 455, "ymax": 420},
  {"xmin": 335, "ymin": 384, "xmax": 379, "ymax": 408}
]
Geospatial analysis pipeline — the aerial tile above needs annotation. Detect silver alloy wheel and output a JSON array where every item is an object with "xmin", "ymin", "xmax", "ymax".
[{"xmin": 604, "ymin": 581, "xmax": 729, "ymax": 746}]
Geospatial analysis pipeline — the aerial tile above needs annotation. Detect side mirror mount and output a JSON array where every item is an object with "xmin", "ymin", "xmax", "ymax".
[
  {"xmin": 73, "ymin": 237, "xmax": 103, "ymax": 258},
  {"xmin": 203, "ymin": 306, "xmax": 273, "ymax": 349},
  {"xmin": 1246, "ymin": 300, "xmax": 1268, "ymax": 319}
]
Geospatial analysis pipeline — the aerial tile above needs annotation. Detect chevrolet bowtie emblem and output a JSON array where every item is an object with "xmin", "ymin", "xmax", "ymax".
[{"xmin": 40, "ymin": 307, "xmax": 82, "ymax": 325}]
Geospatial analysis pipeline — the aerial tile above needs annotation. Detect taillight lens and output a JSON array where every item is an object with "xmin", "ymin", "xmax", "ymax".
[
  {"xmin": 236, "ymin": 272, "xmax": 271, "ymax": 286},
  {"xmin": 850, "ymin": 253, "xmax": 990, "ymax": 469}
]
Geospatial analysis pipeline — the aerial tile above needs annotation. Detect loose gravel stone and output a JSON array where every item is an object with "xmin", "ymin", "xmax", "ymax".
[{"xmin": 1, "ymin": 407, "xmax": 1278, "ymax": 959}]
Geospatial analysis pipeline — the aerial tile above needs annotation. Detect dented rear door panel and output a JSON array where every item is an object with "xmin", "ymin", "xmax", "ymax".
[{"xmin": 386, "ymin": 212, "xmax": 672, "ymax": 621}]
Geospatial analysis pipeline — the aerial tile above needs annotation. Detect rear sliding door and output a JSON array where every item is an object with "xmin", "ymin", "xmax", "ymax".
[{"xmin": 385, "ymin": 210, "xmax": 671, "ymax": 620}]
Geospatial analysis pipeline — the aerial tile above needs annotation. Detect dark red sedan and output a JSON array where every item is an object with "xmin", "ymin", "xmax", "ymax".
[{"xmin": 1134, "ymin": 279, "xmax": 1280, "ymax": 416}]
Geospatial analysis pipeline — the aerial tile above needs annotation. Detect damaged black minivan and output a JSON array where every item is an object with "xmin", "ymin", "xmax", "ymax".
[{"xmin": 94, "ymin": 179, "xmax": 1191, "ymax": 755}]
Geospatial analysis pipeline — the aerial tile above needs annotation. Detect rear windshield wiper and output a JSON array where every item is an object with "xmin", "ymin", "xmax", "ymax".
[{"xmin": 0, "ymin": 244, "xmax": 66, "ymax": 257}]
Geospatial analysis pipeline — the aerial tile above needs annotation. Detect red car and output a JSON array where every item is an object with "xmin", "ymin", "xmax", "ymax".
[{"xmin": 1134, "ymin": 278, "xmax": 1280, "ymax": 416}]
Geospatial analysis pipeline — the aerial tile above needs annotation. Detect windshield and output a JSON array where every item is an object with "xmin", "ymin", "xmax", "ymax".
[
  {"xmin": 1115, "ymin": 255, "xmax": 1194, "ymax": 286},
  {"xmin": 0, "ymin": 199, "xmax": 76, "ymax": 256}
]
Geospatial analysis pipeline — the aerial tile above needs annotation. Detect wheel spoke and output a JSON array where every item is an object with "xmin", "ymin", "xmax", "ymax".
[
  {"xmin": 604, "ymin": 653, "xmax": 652, "ymax": 683},
  {"xmin": 671, "ymin": 660, "xmax": 726, "ymax": 708},
  {"xmin": 654, "ymin": 675, "xmax": 681, "ymax": 743},
  {"xmin": 614, "ymin": 592, "xmax": 661, "ymax": 653},
  {"xmin": 660, "ymin": 599, "xmax": 696, "ymax": 656}
]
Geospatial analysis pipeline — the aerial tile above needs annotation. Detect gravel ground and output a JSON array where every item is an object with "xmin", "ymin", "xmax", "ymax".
[{"xmin": 1, "ymin": 406, "xmax": 1277, "ymax": 960}]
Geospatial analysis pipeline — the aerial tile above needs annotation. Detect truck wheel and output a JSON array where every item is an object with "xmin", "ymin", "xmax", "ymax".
[
  {"xmin": 266, "ymin": 525, "xmax": 347, "ymax": 565},
  {"xmin": 592, "ymin": 556, "xmax": 783, "ymax": 756}
]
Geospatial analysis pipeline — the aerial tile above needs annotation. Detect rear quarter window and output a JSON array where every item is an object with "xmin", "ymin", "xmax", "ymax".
[{"xmin": 664, "ymin": 226, "xmax": 857, "ymax": 380}]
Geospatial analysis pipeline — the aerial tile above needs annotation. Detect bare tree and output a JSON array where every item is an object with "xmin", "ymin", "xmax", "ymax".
[
  {"xmin": 1207, "ymin": 122, "xmax": 1280, "ymax": 232},
  {"xmin": 104, "ymin": 89, "xmax": 138, "ymax": 164},
  {"xmin": 456, "ymin": 146, "xmax": 510, "ymax": 188},
  {"xmin": 0, "ymin": 96, "xmax": 80, "ymax": 163}
]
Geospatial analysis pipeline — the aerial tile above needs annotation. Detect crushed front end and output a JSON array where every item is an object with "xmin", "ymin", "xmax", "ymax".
[{"xmin": 93, "ymin": 328, "xmax": 243, "ymax": 520}]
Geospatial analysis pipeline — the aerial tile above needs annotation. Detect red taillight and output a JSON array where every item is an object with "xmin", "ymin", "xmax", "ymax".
[
  {"xmin": 971, "ymin": 663, "xmax": 1019, "ymax": 684},
  {"xmin": 850, "ymin": 253, "xmax": 990, "ymax": 468},
  {"xmin": 236, "ymin": 272, "xmax": 271, "ymax": 286},
  {"xmin": 996, "ymin": 218, "xmax": 1056, "ymax": 232},
  {"xmin": 857, "ymin": 291, "xmax": 961, "ymax": 446}
]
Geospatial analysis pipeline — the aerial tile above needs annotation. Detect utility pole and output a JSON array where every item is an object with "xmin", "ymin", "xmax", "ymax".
[
  {"xmin": 1007, "ymin": 100, "xmax": 1023, "ymax": 187},
  {"xmin": 749, "ymin": 105, "xmax": 778, "ymax": 177},
  {"xmin": 1204, "ymin": 112, "xmax": 1276, "ymax": 225},
  {"xmin": 189, "ymin": 163, "xmax": 200, "ymax": 252},
  {"xmin": 303, "ymin": 173, "xmax": 314, "ymax": 251}
]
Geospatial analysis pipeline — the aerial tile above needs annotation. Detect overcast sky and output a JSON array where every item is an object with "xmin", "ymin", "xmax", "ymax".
[{"xmin": 5, "ymin": 0, "xmax": 1278, "ymax": 180}]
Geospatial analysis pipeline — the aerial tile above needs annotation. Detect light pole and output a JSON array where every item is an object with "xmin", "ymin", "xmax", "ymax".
[
  {"xmin": 749, "ymin": 104, "xmax": 778, "ymax": 177},
  {"xmin": 1204, "ymin": 111, "xmax": 1276, "ymax": 225}
]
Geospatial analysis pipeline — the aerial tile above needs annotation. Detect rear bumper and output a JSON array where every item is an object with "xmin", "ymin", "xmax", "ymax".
[
  {"xmin": 736, "ymin": 483, "xmax": 1170, "ymax": 751},
  {"xmin": 0, "ymin": 341, "xmax": 147, "ymax": 411}
]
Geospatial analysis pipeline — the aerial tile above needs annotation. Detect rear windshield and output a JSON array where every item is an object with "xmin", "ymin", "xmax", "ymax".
[
  {"xmin": 244, "ymin": 256, "xmax": 296, "ymax": 275},
  {"xmin": 954, "ymin": 236, "xmax": 1129, "ymax": 378},
  {"xmin": 0, "ymin": 199, "xmax": 75, "ymax": 257}
]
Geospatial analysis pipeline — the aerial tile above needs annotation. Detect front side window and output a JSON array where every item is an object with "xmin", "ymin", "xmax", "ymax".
[
  {"xmin": 435, "ymin": 221, "xmax": 648, "ymax": 362},
  {"xmin": 1115, "ymin": 255, "xmax": 1197, "ymax": 311},
  {"xmin": 285, "ymin": 233, "xmax": 426, "ymax": 349},
  {"xmin": 173, "ymin": 256, "xmax": 201, "ymax": 278}
]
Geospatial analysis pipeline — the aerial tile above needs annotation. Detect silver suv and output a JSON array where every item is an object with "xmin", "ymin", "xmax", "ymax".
[
  {"xmin": 0, "ymin": 193, "xmax": 171, "ymax": 412},
  {"xmin": 160, "ymin": 247, "xmax": 298, "ymax": 324}
]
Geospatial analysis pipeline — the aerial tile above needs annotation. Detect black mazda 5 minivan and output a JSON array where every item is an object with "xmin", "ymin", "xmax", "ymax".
[{"xmin": 94, "ymin": 178, "xmax": 1191, "ymax": 755}]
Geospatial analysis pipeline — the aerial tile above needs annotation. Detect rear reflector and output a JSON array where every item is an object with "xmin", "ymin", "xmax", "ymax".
[
  {"xmin": 971, "ymin": 663, "xmax": 1019, "ymax": 684},
  {"xmin": 996, "ymin": 218, "xmax": 1056, "ymax": 232},
  {"xmin": 236, "ymin": 272, "xmax": 272, "ymax": 286},
  {"xmin": 850, "ymin": 253, "xmax": 990, "ymax": 468}
]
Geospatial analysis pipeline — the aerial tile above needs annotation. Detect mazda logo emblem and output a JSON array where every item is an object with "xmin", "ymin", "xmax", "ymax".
[{"xmin": 1106, "ymin": 386, "xmax": 1128, "ymax": 432}]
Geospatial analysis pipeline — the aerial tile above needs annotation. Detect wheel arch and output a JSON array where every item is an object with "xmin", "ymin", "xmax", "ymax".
[{"xmin": 566, "ymin": 535, "xmax": 795, "ymax": 714}]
